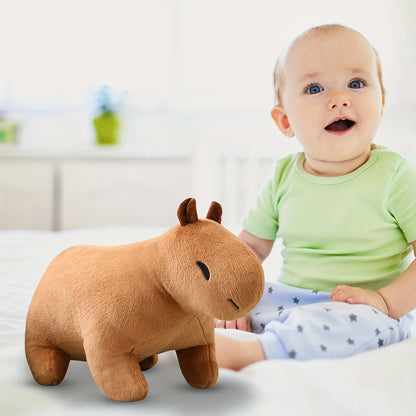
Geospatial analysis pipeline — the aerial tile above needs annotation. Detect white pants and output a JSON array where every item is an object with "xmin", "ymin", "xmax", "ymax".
[{"xmin": 249, "ymin": 282, "xmax": 413, "ymax": 360}]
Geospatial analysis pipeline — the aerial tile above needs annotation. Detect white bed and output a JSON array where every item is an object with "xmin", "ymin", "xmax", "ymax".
[{"xmin": 1, "ymin": 227, "xmax": 416, "ymax": 416}]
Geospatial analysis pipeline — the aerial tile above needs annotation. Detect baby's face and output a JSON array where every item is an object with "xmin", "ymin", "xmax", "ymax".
[{"xmin": 278, "ymin": 28, "xmax": 384, "ymax": 171}]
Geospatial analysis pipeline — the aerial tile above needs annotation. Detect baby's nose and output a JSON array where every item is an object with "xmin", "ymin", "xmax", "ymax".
[{"xmin": 328, "ymin": 92, "xmax": 351, "ymax": 110}]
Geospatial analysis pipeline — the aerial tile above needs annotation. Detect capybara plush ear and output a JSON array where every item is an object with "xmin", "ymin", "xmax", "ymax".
[
  {"xmin": 177, "ymin": 198, "xmax": 199, "ymax": 226},
  {"xmin": 206, "ymin": 201, "xmax": 222, "ymax": 224}
]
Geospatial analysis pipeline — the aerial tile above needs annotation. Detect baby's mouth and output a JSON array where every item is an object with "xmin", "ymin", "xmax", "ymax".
[{"xmin": 325, "ymin": 118, "xmax": 355, "ymax": 133}]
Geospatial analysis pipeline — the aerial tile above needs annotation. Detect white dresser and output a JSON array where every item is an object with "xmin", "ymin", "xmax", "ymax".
[{"xmin": 0, "ymin": 148, "xmax": 192, "ymax": 230}]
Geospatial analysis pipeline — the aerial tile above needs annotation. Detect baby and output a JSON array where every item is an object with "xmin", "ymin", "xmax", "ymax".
[{"xmin": 215, "ymin": 24, "xmax": 416, "ymax": 370}]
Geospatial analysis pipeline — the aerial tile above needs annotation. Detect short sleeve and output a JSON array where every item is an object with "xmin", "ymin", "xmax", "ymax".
[
  {"xmin": 242, "ymin": 174, "xmax": 279, "ymax": 240},
  {"xmin": 387, "ymin": 159, "xmax": 416, "ymax": 244}
]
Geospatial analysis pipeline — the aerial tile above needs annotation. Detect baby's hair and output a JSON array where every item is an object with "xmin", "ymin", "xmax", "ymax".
[{"xmin": 273, "ymin": 24, "xmax": 386, "ymax": 105}]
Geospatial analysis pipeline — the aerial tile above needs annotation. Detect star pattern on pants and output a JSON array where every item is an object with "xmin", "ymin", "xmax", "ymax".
[
  {"xmin": 249, "ymin": 282, "xmax": 411, "ymax": 361},
  {"xmin": 349, "ymin": 313, "xmax": 357, "ymax": 322}
]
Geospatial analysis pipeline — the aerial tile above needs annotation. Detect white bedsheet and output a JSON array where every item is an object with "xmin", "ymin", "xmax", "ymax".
[{"xmin": 1, "ymin": 228, "xmax": 415, "ymax": 416}]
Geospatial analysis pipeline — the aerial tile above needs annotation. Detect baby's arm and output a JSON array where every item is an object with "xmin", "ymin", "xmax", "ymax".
[
  {"xmin": 238, "ymin": 229, "xmax": 275, "ymax": 263},
  {"xmin": 215, "ymin": 230, "xmax": 274, "ymax": 331},
  {"xmin": 331, "ymin": 241, "xmax": 416, "ymax": 319}
]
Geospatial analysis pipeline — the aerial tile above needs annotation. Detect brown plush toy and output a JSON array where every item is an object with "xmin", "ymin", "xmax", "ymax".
[{"xmin": 25, "ymin": 198, "xmax": 264, "ymax": 402}]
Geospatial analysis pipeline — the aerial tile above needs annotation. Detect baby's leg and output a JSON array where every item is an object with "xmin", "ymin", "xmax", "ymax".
[
  {"xmin": 249, "ymin": 281, "xmax": 331, "ymax": 333},
  {"xmin": 215, "ymin": 333, "xmax": 265, "ymax": 371},
  {"xmin": 256, "ymin": 301, "xmax": 412, "ymax": 361}
]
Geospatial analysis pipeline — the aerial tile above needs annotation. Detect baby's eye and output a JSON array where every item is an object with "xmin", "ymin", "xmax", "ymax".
[
  {"xmin": 305, "ymin": 84, "xmax": 323, "ymax": 94},
  {"xmin": 348, "ymin": 79, "xmax": 365, "ymax": 89}
]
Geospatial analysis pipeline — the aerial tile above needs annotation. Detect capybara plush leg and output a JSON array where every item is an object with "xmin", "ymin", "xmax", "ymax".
[
  {"xmin": 139, "ymin": 354, "xmax": 158, "ymax": 371},
  {"xmin": 25, "ymin": 344, "xmax": 70, "ymax": 386},
  {"xmin": 84, "ymin": 337, "xmax": 149, "ymax": 402},
  {"xmin": 176, "ymin": 343, "xmax": 218, "ymax": 389}
]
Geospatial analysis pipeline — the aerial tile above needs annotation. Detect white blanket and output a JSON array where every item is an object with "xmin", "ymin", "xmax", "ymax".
[{"xmin": 1, "ymin": 228, "xmax": 415, "ymax": 416}]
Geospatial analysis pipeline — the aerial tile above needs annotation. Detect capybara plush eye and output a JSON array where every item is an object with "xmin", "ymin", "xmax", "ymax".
[{"xmin": 197, "ymin": 261, "xmax": 210, "ymax": 281}]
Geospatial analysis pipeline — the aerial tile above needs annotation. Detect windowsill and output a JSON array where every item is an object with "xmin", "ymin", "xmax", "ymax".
[{"xmin": 0, "ymin": 144, "xmax": 189, "ymax": 160}]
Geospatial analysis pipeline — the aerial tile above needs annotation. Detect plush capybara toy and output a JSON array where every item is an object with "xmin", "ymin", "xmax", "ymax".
[{"xmin": 25, "ymin": 198, "xmax": 264, "ymax": 402}]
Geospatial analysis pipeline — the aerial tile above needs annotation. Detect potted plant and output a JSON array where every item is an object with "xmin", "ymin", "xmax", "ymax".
[
  {"xmin": 93, "ymin": 85, "xmax": 121, "ymax": 145},
  {"xmin": 0, "ymin": 116, "xmax": 18, "ymax": 144},
  {"xmin": 0, "ymin": 85, "xmax": 18, "ymax": 144}
]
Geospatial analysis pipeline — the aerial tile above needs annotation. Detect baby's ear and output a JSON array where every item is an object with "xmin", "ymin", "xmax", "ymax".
[{"xmin": 271, "ymin": 105, "xmax": 294, "ymax": 137}]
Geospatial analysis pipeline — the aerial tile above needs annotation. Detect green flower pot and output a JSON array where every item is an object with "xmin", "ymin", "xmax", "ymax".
[
  {"xmin": 0, "ymin": 119, "xmax": 18, "ymax": 144},
  {"xmin": 93, "ymin": 112, "xmax": 120, "ymax": 145}
]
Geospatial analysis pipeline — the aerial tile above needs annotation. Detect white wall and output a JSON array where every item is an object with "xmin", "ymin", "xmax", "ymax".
[
  {"xmin": 0, "ymin": 0, "xmax": 415, "ymax": 231},
  {"xmin": 0, "ymin": 0, "xmax": 415, "ymax": 151}
]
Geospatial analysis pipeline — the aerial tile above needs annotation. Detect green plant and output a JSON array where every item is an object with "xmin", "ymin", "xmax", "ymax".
[{"xmin": 93, "ymin": 85, "xmax": 121, "ymax": 145}]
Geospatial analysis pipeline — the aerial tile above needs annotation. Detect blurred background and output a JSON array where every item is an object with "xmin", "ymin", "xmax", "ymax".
[{"xmin": 0, "ymin": 0, "xmax": 415, "ymax": 231}]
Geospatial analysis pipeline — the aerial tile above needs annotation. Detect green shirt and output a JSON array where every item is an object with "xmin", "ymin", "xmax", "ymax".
[{"xmin": 243, "ymin": 146, "xmax": 416, "ymax": 292}]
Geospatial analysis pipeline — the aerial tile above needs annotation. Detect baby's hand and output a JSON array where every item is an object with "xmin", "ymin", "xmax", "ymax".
[
  {"xmin": 330, "ymin": 285, "xmax": 389, "ymax": 315},
  {"xmin": 215, "ymin": 315, "xmax": 252, "ymax": 332}
]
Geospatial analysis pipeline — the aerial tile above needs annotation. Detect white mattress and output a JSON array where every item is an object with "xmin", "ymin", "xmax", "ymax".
[{"xmin": 1, "ymin": 227, "xmax": 415, "ymax": 416}]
